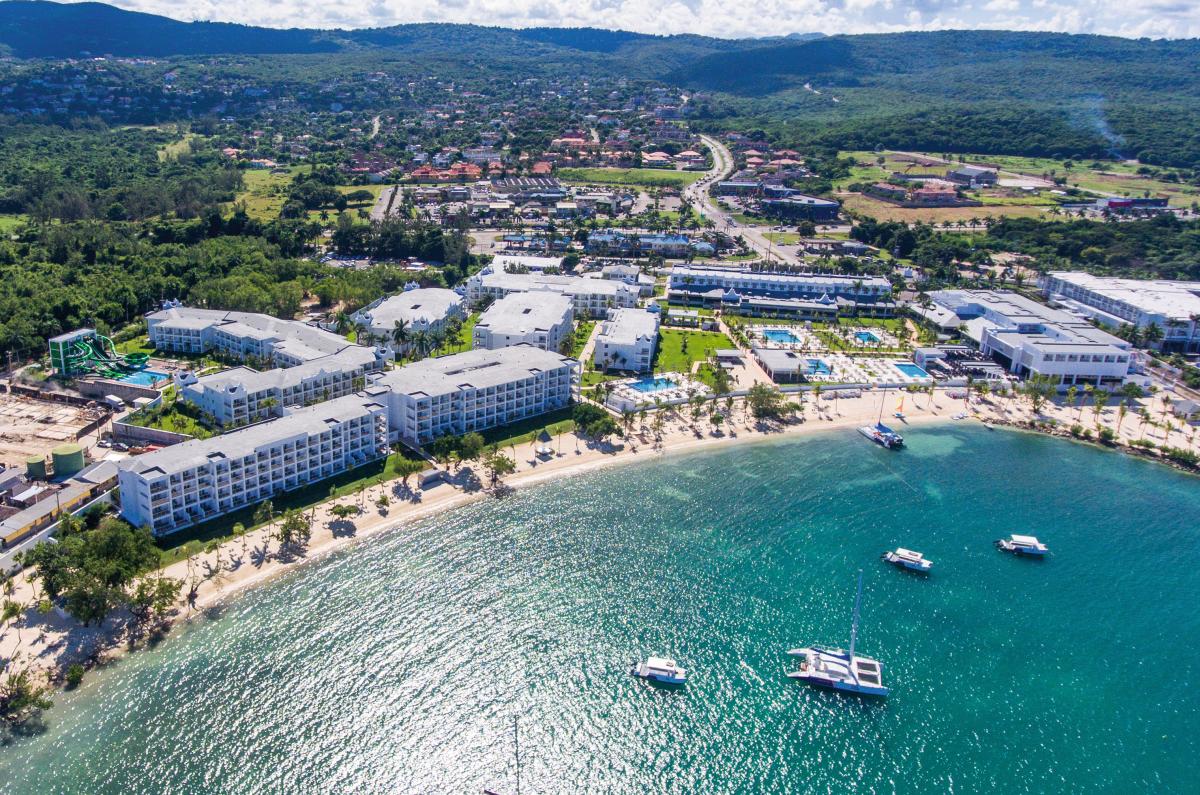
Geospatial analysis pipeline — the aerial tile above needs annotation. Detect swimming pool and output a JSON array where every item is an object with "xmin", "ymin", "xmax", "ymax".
[
  {"xmin": 893, "ymin": 362, "xmax": 930, "ymax": 379},
  {"xmin": 762, "ymin": 329, "xmax": 801, "ymax": 344},
  {"xmin": 806, "ymin": 359, "xmax": 832, "ymax": 376},
  {"xmin": 629, "ymin": 377, "xmax": 679, "ymax": 394},
  {"xmin": 855, "ymin": 330, "xmax": 881, "ymax": 344},
  {"xmin": 120, "ymin": 370, "xmax": 168, "ymax": 387}
]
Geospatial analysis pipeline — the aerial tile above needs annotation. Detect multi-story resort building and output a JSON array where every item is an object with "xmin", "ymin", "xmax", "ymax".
[
  {"xmin": 147, "ymin": 305, "xmax": 369, "ymax": 367},
  {"xmin": 117, "ymin": 395, "xmax": 390, "ymax": 536},
  {"xmin": 667, "ymin": 266, "xmax": 894, "ymax": 319},
  {"xmin": 1041, "ymin": 272, "xmax": 1200, "ymax": 353},
  {"xmin": 370, "ymin": 346, "xmax": 579, "ymax": 446},
  {"xmin": 472, "ymin": 292, "xmax": 574, "ymax": 352},
  {"xmin": 350, "ymin": 287, "xmax": 465, "ymax": 354},
  {"xmin": 177, "ymin": 347, "xmax": 377, "ymax": 427},
  {"xmin": 466, "ymin": 269, "xmax": 638, "ymax": 318},
  {"xmin": 594, "ymin": 308, "xmax": 659, "ymax": 373},
  {"xmin": 913, "ymin": 290, "xmax": 1132, "ymax": 387},
  {"xmin": 149, "ymin": 305, "xmax": 382, "ymax": 424}
]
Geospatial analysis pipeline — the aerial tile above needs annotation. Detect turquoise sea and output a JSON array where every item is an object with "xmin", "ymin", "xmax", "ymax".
[{"xmin": 2, "ymin": 425, "xmax": 1199, "ymax": 793}]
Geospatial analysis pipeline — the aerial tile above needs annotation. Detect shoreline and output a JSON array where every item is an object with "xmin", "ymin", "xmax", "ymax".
[{"xmin": 3, "ymin": 385, "xmax": 1197, "ymax": 698}]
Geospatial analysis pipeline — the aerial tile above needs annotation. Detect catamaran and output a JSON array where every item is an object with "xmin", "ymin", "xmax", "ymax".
[
  {"xmin": 860, "ymin": 389, "xmax": 904, "ymax": 448},
  {"xmin": 787, "ymin": 572, "xmax": 889, "ymax": 698}
]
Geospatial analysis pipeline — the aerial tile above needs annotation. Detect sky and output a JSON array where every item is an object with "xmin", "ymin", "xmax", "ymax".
[{"xmin": 82, "ymin": 0, "xmax": 1200, "ymax": 40}]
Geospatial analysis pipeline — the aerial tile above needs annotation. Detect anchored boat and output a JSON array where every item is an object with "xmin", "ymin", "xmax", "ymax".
[
  {"xmin": 861, "ymin": 388, "xmax": 904, "ymax": 448},
  {"xmin": 787, "ymin": 572, "xmax": 889, "ymax": 698},
  {"xmin": 996, "ymin": 534, "xmax": 1049, "ymax": 556},
  {"xmin": 882, "ymin": 547, "xmax": 932, "ymax": 573},
  {"xmin": 631, "ymin": 656, "xmax": 687, "ymax": 685}
]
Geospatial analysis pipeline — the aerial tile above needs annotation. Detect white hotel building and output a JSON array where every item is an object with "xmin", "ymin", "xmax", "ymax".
[
  {"xmin": 915, "ymin": 290, "xmax": 1132, "ymax": 388},
  {"xmin": 371, "ymin": 346, "xmax": 579, "ymax": 445},
  {"xmin": 594, "ymin": 308, "xmax": 659, "ymax": 373},
  {"xmin": 117, "ymin": 395, "xmax": 390, "ymax": 536},
  {"xmin": 472, "ymin": 292, "xmax": 574, "ymax": 352},
  {"xmin": 466, "ymin": 269, "xmax": 638, "ymax": 318},
  {"xmin": 178, "ymin": 347, "xmax": 377, "ymax": 427},
  {"xmin": 1042, "ymin": 271, "xmax": 1200, "ymax": 353},
  {"xmin": 350, "ymin": 287, "xmax": 465, "ymax": 355}
]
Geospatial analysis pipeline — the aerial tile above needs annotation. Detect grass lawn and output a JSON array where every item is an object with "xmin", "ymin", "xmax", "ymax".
[
  {"xmin": 235, "ymin": 168, "xmax": 294, "ymax": 220},
  {"xmin": 581, "ymin": 370, "xmax": 621, "ymax": 388},
  {"xmin": 127, "ymin": 401, "xmax": 216, "ymax": 440},
  {"xmin": 570, "ymin": 320, "xmax": 596, "ymax": 358},
  {"xmin": 113, "ymin": 336, "xmax": 155, "ymax": 356},
  {"xmin": 763, "ymin": 232, "xmax": 801, "ymax": 245},
  {"xmin": 479, "ymin": 406, "xmax": 577, "ymax": 450},
  {"xmin": 0, "ymin": 214, "xmax": 28, "ymax": 233},
  {"xmin": 153, "ymin": 449, "xmax": 428, "ymax": 562},
  {"xmin": 430, "ymin": 313, "xmax": 478, "ymax": 357},
  {"xmin": 654, "ymin": 329, "xmax": 735, "ymax": 374},
  {"xmin": 557, "ymin": 167, "xmax": 702, "ymax": 188}
]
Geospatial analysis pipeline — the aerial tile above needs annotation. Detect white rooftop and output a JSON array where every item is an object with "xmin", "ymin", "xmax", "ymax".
[
  {"xmin": 476, "ymin": 292, "xmax": 573, "ymax": 335},
  {"xmin": 598, "ymin": 308, "xmax": 659, "ymax": 346},
  {"xmin": 374, "ymin": 345, "xmax": 575, "ymax": 399},
  {"xmin": 1047, "ymin": 271, "xmax": 1200, "ymax": 322},
  {"xmin": 358, "ymin": 288, "xmax": 463, "ymax": 330}
]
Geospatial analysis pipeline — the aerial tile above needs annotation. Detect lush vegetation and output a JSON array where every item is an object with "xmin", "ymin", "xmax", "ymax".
[{"xmin": 557, "ymin": 168, "xmax": 703, "ymax": 188}]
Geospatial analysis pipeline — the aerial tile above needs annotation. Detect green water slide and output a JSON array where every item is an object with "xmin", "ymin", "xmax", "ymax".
[{"xmin": 66, "ymin": 335, "xmax": 149, "ymax": 377}]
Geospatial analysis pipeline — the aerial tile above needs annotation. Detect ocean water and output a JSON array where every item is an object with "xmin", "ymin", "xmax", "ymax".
[{"xmin": 3, "ymin": 426, "xmax": 1199, "ymax": 794}]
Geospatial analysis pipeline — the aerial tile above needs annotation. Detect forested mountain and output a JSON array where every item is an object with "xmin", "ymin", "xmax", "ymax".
[{"xmin": 2, "ymin": 2, "xmax": 1200, "ymax": 164}]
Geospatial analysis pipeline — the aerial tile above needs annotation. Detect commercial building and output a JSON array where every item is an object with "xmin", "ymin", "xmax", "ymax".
[
  {"xmin": 472, "ymin": 292, "xmax": 575, "ymax": 352},
  {"xmin": 913, "ymin": 290, "xmax": 1132, "ymax": 387},
  {"xmin": 945, "ymin": 165, "xmax": 998, "ymax": 187},
  {"xmin": 117, "ymin": 395, "xmax": 390, "ymax": 536},
  {"xmin": 594, "ymin": 309, "xmax": 659, "ymax": 373},
  {"xmin": 1041, "ymin": 272, "xmax": 1200, "ymax": 353},
  {"xmin": 371, "ymin": 346, "xmax": 579, "ymax": 445},
  {"xmin": 759, "ymin": 194, "xmax": 840, "ymax": 222},
  {"xmin": 667, "ymin": 266, "xmax": 894, "ymax": 318},
  {"xmin": 466, "ymin": 269, "xmax": 638, "ymax": 318},
  {"xmin": 350, "ymin": 288, "xmax": 465, "ymax": 353},
  {"xmin": 178, "ymin": 347, "xmax": 378, "ymax": 427}
]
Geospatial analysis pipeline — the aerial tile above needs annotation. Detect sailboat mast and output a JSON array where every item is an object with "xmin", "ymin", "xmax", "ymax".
[
  {"xmin": 848, "ymin": 570, "xmax": 863, "ymax": 660},
  {"xmin": 877, "ymin": 386, "xmax": 886, "ymax": 425}
]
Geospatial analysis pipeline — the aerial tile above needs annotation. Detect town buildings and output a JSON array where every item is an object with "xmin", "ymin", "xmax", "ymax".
[
  {"xmin": 594, "ymin": 308, "xmax": 660, "ymax": 373},
  {"xmin": 913, "ymin": 290, "xmax": 1132, "ymax": 387},
  {"xmin": 472, "ymin": 292, "xmax": 575, "ymax": 352},
  {"xmin": 1041, "ymin": 272, "xmax": 1200, "ymax": 352}
]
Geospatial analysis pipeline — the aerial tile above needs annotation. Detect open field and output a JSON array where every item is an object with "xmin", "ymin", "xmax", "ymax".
[
  {"xmin": 840, "ymin": 193, "xmax": 1050, "ymax": 223},
  {"xmin": 0, "ymin": 214, "xmax": 27, "ymax": 233},
  {"xmin": 557, "ymin": 167, "xmax": 703, "ymax": 188},
  {"xmin": 235, "ymin": 168, "xmax": 294, "ymax": 219},
  {"xmin": 156, "ymin": 133, "xmax": 198, "ymax": 162}
]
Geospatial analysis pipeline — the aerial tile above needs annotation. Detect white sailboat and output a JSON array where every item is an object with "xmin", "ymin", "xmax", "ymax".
[{"xmin": 787, "ymin": 572, "xmax": 889, "ymax": 698}]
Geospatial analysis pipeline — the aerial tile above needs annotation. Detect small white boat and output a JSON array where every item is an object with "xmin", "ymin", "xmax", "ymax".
[
  {"xmin": 982, "ymin": 421, "xmax": 994, "ymax": 430},
  {"xmin": 787, "ymin": 572, "xmax": 889, "ymax": 698},
  {"xmin": 882, "ymin": 548, "xmax": 932, "ymax": 573},
  {"xmin": 996, "ymin": 534, "xmax": 1049, "ymax": 556},
  {"xmin": 631, "ymin": 656, "xmax": 687, "ymax": 685}
]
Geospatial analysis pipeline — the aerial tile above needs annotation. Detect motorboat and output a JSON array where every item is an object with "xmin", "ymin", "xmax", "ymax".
[
  {"xmin": 787, "ymin": 572, "xmax": 889, "ymax": 698},
  {"xmin": 859, "ymin": 423, "xmax": 904, "ymax": 448},
  {"xmin": 882, "ymin": 548, "xmax": 932, "ymax": 573},
  {"xmin": 631, "ymin": 656, "xmax": 687, "ymax": 685},
  {"xmin": 995, "ymin": 534, "xmax": 1049, "ymax": 556}
]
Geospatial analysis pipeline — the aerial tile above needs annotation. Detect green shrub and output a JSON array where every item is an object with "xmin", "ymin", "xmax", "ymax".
[{"xmin": 65, "ymin": 663, "xmax": 85, "ymax": 689}]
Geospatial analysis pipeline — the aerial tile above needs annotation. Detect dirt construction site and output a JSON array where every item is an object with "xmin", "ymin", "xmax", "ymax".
[{"xmin": 0, "ymin": 391, "xmax": 106, "ymax": 466}]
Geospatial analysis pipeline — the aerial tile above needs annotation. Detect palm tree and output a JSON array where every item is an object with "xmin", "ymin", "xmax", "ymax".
[{"xmin": 391, "ymin": 319, "xmax": 410, "ymax": 356}]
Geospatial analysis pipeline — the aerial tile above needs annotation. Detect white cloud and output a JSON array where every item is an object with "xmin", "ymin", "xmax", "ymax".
[{"xmin": 74, "ymin": 0, "xmax": 1200, "ymax": 38}]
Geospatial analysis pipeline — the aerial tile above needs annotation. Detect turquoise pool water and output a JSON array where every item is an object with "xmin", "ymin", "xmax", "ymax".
[
  {"xmin": 762, "ymin": 329, "xmax": 801, "ymax": 344},
  {"xmin": 894, "ymin": 362, "xmax": 929, "ymax": 378},
  {"xmin": 629, "ymin": 376, "xmax": 678, "ymax": 393},
  {"xmin": 855, "ymin": 330, "xmax": 881, "ymax": 343},
  {"xmin": 119, "ymin": 370, "xmax": 167, "ymax": 386},
  {"xmin": 3, "ymin": 427, "xmax": 1200, "ymax": 793},
  {"xmin": 806, "ymin": 358, "xmax": 831, "ymax": 376}
]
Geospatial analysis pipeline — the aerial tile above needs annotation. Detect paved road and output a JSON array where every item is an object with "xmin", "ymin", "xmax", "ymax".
[
  {"xmin": 688, "ymin": 135, "xmax": 803, "ymax": 265},
  {"xmin": 370, "ymin": 186, "xmax": 400, "ymax": 221}
]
